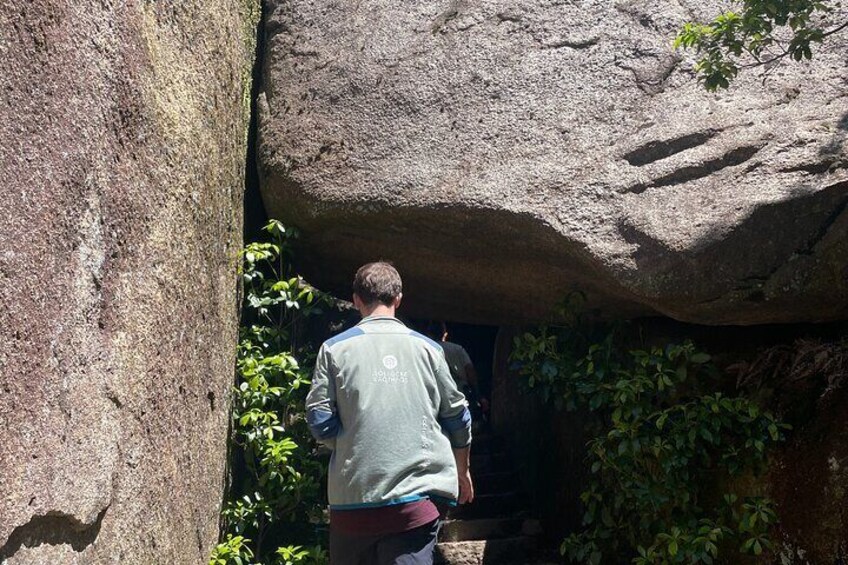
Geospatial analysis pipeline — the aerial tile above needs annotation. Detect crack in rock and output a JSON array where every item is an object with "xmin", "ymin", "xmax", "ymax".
[
  {"xmin": 539, "ymin": 35, "xmax": 600, "ymax": 49},
  {"xmin": 795, "ymin": 181, "xmax": 848, "ymax": 256},
  {"xmin": 623, "ymin": 129, "xmax": 721, "ymax": 166},
  {"xmin": 780, "ymin": 158, "xmax": 847, "ymax": 175},
  {"xmin": 430, "ymin": 0, "xmax": 466, "ymax": 34},
  {"xmin": 627, "ymin": 143, "xmax": 765, "ymax": 194}
]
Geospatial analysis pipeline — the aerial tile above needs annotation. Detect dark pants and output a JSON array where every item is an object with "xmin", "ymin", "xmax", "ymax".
[{"xmin": 329, "ymin": 520, "xmax": 440, "ymax": 565}]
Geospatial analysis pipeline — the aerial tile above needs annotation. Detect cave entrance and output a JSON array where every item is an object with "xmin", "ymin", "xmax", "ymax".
[
  {"xmin": 412, "ymin": 321, "xmax": 567, "ymax": 560},
  {"xmin": 438, "ymin": 321, "xmax": 499, "ymax": 409},
  {"xmin": 403, "ymin": 318, "xmax": 500, "ymax": 428}
]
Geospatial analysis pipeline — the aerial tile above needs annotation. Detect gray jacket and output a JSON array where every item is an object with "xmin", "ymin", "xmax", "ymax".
[{"xmin": 306, "ymin": 315, "xmax": 472, "ymax": 510}]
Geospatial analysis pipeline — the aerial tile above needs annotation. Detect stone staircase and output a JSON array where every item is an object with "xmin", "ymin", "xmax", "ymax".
[{"xmin": 435, "ymin": 433, "xmax": 554, "ymax": 564}]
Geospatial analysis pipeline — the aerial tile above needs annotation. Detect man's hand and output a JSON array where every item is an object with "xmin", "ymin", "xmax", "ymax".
[
  {"xmin": 458, "ymin": 467, "xmax": 475, "ymax": 504},
  {"xmin": 479, "ymin": 397, "xmax": 490, "ymax": 414},
  {"xmin": 452, "ymin": 446, "xmax": 474, "ymax": 504}
]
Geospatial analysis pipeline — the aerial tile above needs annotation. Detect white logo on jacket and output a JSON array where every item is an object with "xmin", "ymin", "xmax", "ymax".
[
  {"xmin": 382, "ymin": 355, "xmax": 398, "ymax": 369},
  {"xmin": 373, "ymin": 354, "xmax": 407, "ymax": 383}
]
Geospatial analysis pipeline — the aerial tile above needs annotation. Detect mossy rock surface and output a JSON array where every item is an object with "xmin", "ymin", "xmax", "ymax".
[{"xmin": 0, "ymin": 0, "xmax": 258, "ymax": 562}]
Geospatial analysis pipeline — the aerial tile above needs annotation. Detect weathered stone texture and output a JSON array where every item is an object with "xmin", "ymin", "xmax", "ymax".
[
  {"xmin": 770, "ymin": 389, "xmax": 848, "ymax": 563},
  {"xmin": 258, "ymin": 0, "xmax": 848, "ymax": 325},
  {"xmin": 0, "ymin": 0, "xmax": 257, "ymax": 562}
]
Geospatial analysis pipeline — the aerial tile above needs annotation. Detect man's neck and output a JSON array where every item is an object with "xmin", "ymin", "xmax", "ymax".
[{"xmin": 360, "ymin": 304, "xmax": 396, "ymax": 319}]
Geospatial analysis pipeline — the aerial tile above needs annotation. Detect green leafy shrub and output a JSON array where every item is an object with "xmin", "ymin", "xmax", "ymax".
[
  {"xmin": 674, "ymin": 0, "xmax": 846, "ymax": 90},
  {"xmin": 510, "ymin": 300, "xmax": 789, "ymax": 564},
  {"xmin": 210, "ymin": 534, "xmax": 254, "ymax": 565},
  {"xmin": 211, "ymin": 220, "xmax": 334, "ymax": 564}
]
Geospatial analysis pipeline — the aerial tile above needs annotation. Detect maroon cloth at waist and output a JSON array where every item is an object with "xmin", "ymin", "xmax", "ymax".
[{"xmin": 330, "ymin": 499, "xmax": 440, "ymax": 536}]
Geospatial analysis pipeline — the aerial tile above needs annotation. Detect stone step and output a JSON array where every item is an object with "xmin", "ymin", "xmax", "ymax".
[
  {"xmin": 435, "ymin": 536, "xmax": 538, "ymax": 565},
  {"xmin": 440, "ymin": 517, "xmax": 543, "ymax": 542},
  {"xmin": 473, "ymin": 470, "xmax": 518, "ymax": 495},
  {"xmin": 450, "ymin": 492, "xmax": 523, "ymax": 520}
]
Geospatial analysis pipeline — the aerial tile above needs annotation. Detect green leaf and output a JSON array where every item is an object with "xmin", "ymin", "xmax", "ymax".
[
  {"xmin": 690, "ymin": 352, "xmax": 711, "ymax": 364},
  {"xmin": 669, "ymin": 540, "xmax": 678, "ymax": 556}
]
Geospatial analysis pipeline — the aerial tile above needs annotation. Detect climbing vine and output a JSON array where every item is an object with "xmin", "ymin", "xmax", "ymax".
[
  {"xmin": 510, "ymin": 298, "xmax": 790, "ymax": 564},
  {"xmin": 210, "ymin": 220, "xmax": 333, "ymax": 565}
]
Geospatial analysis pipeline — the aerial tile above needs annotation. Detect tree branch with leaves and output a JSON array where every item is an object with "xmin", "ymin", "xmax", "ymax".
[{"xmin": 675, "ymin": 0, "xmax": 847, "ymax": 90}]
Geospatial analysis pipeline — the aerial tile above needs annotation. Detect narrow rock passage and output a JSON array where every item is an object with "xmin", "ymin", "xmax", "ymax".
[{"xmin": 436, "ymin": 433, "xmax": 553, "ymax": 565}]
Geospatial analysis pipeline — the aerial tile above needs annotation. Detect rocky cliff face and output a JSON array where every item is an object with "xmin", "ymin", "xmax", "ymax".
[
  {"xmin": 0, "ymin": 0, "xmax": 257, "ymax": 562},
  {"xmin": 257, "ymin": 0, "xmax": 848, "ymax": 325}
]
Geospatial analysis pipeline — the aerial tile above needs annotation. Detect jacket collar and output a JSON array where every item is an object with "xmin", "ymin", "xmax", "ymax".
[{"xmin": 357, "ymin": 315, "xmax": 405, "ymax": 326}]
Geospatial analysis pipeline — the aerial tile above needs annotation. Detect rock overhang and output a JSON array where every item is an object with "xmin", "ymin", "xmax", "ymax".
[{"xmin": 257, "ymin": 0, "xmax": 848, "ymax": 326}]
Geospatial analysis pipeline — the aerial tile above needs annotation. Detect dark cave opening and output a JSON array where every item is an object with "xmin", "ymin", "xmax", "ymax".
[{"xmin": 443, "ymin": 322, "xmax": 499, "ymax": 402}]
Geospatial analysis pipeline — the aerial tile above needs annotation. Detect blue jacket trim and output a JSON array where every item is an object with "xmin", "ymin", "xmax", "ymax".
[
  {"xmin": 307, "ymin": 408, "xmax": 341, "ymax": 440},
  {"xmin": 439, "ymin": 406, "xmax": 471, "ymax": 433},
  {"xmin": 329, "ymin": 493, "xmax": 456, "ymax": 511},
  {"xmin": 325, "ymin": 326, "xmax": 365, "ymax": 347},
  {"xmin": 408, "ymin": 330, "xmax": 441, "ymax": 350},
  {"xmin": 330, "ymin": 494, "xmax": 425, "ymax": 510}
]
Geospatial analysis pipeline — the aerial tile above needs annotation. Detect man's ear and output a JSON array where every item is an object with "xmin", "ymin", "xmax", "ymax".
[
  {"xmin": 393, "ymin": 293, "xmax": 403, "ymax": 310},
  {"xmin": 352, "ymin": 293, "xmax": 363, "ymax": 309}
]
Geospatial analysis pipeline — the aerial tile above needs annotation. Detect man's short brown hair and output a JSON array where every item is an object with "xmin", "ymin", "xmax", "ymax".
[{"xmin": 353, "ymin": 261, "xmax": 402, "ymax": 306}]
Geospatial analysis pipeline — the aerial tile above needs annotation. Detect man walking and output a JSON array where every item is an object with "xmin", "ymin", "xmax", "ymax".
[
  {"xmin": 306, "ymin": 261, "xmax": 474, "ymax": 565},
  {"xmin": 425, "ymin": 321, "xmax": 490, "ymax": 423}
]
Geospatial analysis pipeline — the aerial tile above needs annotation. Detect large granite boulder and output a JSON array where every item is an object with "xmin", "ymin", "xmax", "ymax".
[
  {"xmin": 0, "ymin": 0, "xmax": 256, "ymax": 562},
  {"xmin": 257, "ymin": 0, "xmax": 848, "ymax": 325}
]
